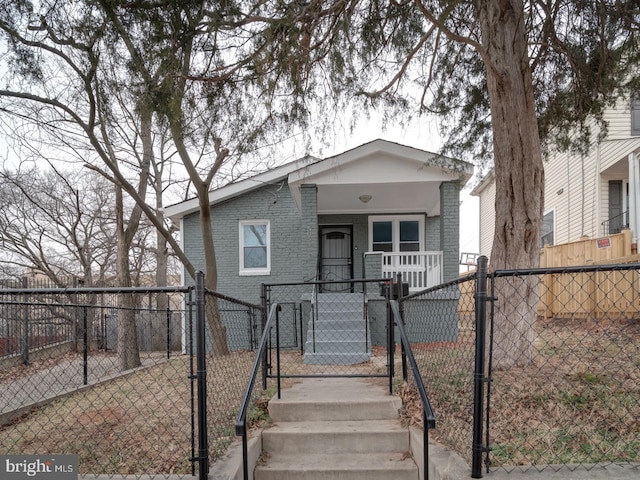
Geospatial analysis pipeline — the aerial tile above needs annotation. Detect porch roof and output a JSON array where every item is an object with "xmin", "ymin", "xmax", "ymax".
[
  {"xmin": 288, "ymin": 140, "xmax": 474, "ymax": 215},
  {"xmin": 164, "ymin": 139, "xmax": 473, "ymax": 220}
]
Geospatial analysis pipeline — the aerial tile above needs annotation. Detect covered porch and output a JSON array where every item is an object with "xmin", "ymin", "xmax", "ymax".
[{"xmin": 287, "ymin": 140, "xmax": 473, "ymax": 290}]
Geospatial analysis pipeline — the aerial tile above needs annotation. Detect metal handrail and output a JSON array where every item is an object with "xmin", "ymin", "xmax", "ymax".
[
  {"xmin": 235, "ymin": 302, "xmax": 280, "ymax": 480},
  {"xmin": 390, "ymin": 300, "xmax": 436, "ymax": 479},
  {"xmin": 601, "ymin": 209, "xmax": 629, "ymax": 235}
]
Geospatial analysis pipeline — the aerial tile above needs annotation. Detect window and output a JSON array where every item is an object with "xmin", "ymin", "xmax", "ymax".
[
  {"xmin": 239, "ymin": 220, "xmax": 270, "ymax": 275},
  {"xmin": 541, "ymin": 210, "xmax": 554, "ymax": 247},
  {"xmin": 399, "ymin": 220, "xmax": 420, "ymax": 252},
  {"xmin": 372, "ymin": 221, "xmax": 393, "ymax": 252},
  {"xmin": 369, "ymin": 215, "xmax": 424, "ymax": 252},
  {"xmin": 632, "ymin": 94, "xmax": 640, "ymax": 136}
]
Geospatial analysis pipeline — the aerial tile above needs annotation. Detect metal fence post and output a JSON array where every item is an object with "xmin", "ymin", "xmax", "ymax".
[
  {"xmin": 396, "ymin": 273, "xmax": 408, "ymax": 382},
  {"xmin": 386, "ymin": 282, "xmax": 394, "ymax": 394},
  {"xmin": 260, "ymin": 283, "xmax": 268, "ymax": 390},
  {"xmin": 21, "ymin": 277, "xmax": 29, "ymax": 365},
  {"xmin": 472, "ymin": 255, "xmax": 489, "ymax": 478},
  {"xmin": 166, "ymin": 307, "xmax": 172, "ymax": 359},
  {"xmin": 83, "ymin": 306, "xmax": 88, "ymax": 386},
  {"xmin": 195, "ymin": 271, "xmax": 209, "ymax": 480}
]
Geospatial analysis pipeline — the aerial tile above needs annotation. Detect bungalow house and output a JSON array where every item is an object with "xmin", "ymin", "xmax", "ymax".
[
  {"xmin": 472, "ymin": 94, "xmax": 640, "ymax": 267},
  {"xmin": 166, "ymin": 139, "xmax": 473, "ymax": 361}
]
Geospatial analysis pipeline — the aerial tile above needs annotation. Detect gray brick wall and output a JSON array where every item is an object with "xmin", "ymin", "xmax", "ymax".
[
  {"xmin": 300, "ymin": 184, "xmax": 319, "ymax": 283},
  {"xmin": 181, "ymin": 179, "xmax": 462, "ymax": 301},
  {"xmin": 425, "ymin": 216, "xmax": 440, "ymax": 251},
  {"xmin": 440, "ymin": 181, "xmax": 460, "ymax": 282},
  {"xmin": 182, "ymin": 180, "xmax": 313, "ymax": 304}
]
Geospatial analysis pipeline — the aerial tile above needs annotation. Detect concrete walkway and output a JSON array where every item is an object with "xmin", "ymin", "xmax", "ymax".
[{"xmin": 0, "ymin": 352, "xmax": 169, "ymax": 425}]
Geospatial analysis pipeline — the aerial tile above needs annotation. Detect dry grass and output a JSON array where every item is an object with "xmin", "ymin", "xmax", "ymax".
[
  {"xmin": 5, "ymin": 316, "xmax": 637, "ymax": 474},
  {"xmin": 405, "ymin": 316, "xmax": 640, "ymax": 468},
  {"xmin": 0, "ymin": 351, "xmax": 257, "ymax": 475},
  {"xmin": 489, "ymin": 316, "xmax": 640, "ymax": 467}
]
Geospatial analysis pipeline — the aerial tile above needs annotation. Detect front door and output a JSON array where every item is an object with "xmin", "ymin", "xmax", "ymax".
[{"xmin": 319, "ymin": 226, "xmax": 353, "ymax": 292}]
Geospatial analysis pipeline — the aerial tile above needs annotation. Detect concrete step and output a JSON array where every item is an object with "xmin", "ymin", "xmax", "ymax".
[
  {"xmin": 316, "ymin": 293, "xmax": 364, "ymax": 302},
  {"xmin": 308, "ymin": 328, "xmax": 368, "ymax": 342},
  {"xmin": 315, "ymin": 308, "xmax": 363, "ymax": 319},
  {"xmin": 262, "ymin": 419, "xmax": 409, "ymax": 454},
  {"xmin": 307, "ymin": 318, "xmax": 366, "ymax": 330},
  {"xmin": 268, "ymin": 378, "xmax": 400, "ymax": 422},
  {"xmin": 254, "ymin": 452, "xmax": 418, "ymax": 480},
  {"xmin": 256, "ymin": 378, "xmax": 418, "ymax": 480},
  {"xmin": 316, "ymin": 295, "xmax": 364, "ymax": 312}
]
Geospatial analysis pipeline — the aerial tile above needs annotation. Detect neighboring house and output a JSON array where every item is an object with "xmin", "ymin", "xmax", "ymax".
[
  {"xmin": 166, "ymin": 140, "xmax": 474, "ymax": 304},
  {"xmin": 472, "ymin": 94, "xmax": 640, "ymax": 265}
]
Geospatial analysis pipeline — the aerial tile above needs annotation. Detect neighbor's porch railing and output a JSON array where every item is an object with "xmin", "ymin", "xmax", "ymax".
[{"xmin": 380, "ymin": 251, "xmax": 443, "ymax": 291}]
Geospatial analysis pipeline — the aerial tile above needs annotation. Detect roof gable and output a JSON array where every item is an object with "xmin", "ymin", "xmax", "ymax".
[
  {"xmin": 164, "ymin": 155, "xmax": 318, "ymax": 220},
  {"xmin": 165, "ymin": 139, "xmax": 473, "ymax": 220}
]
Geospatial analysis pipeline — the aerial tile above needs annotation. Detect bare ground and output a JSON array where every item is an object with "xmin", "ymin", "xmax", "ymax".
[
  {"xmin": 0, "ymin": 351, "xmax": 256, "ymax": 475},
  {"xmin": 402, "ymin": 316, "xmax": 640, "ymax": 468}
]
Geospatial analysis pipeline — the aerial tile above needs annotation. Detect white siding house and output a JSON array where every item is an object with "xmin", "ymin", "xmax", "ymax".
[
  {"xmin": 472, "ymin": 94, "xmax": 640, "ymax": 262},
  {"xmin": 472, "ymin": 171, "xmax": 496, "ymax": 258}
]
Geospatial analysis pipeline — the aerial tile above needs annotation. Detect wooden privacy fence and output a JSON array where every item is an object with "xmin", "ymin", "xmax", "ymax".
[
  {"xmin": 539, "ymin": 229, "xmax": 634, "ymax": 268},
  {"xmin": 457, "ymin": 230, "xmax": 640, "ymax": 319},
  {"xmin": 538, "ymin": 229, "xmax": 640, "ymax": 319}
]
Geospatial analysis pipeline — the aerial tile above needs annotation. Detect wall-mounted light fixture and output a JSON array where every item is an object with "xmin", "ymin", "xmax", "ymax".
[{"xmin": 358, "ymin": 194, "xmax": 372, "ymax": 203}]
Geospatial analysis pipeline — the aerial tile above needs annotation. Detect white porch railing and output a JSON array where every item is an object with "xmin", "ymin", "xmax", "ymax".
[{"xmin": 380, "ymin": 251, "xmax": 443, "ymax": 291}]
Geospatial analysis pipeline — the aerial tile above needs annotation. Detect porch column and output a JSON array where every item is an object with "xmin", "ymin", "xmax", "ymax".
[
  {"xmin": 630, "ymin": 152, "xmax": 640, "ymax": 247},
  {"xmin": 440, "ymin": 181, "xmax": 460, "ymax": 282},
  {"xmin": 300, "ymin": 184, "xmax": 319, "ymax": 281}
]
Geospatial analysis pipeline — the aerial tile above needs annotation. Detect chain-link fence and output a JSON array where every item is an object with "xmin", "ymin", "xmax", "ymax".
[
  {"xmin": 401, "ymin": 260, "xmax": 640, "ymax": 476},
  {"xmin": 0, "ymin": 281, "xmax": 265, "ymax": 480},
  {"xmin": 400, "ymin": 274, "xmax": 477, "ymax": 465},
  {"xmin": 202, "ymin": 290, "xmax": 264, "ymax": 464},
  {"xmin": 4, "ymin": 263, "xmax": 639, "ymax": 478},
  {"xmin": 487, "ymin": 264, "xmax": 640, "ymax": 474},
  {"xmin": 263, "ymin": 278, "xmax": 391, "ymax": 379}
]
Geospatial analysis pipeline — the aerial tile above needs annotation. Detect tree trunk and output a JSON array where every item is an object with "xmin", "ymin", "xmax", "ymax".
[
  {"xmin": 115, "ymin": 184, "xmax": 142, "ymax": 370},
  {"xmin": 199, "ymin": 190, "xmax": 229, "ymax": 356},
  {"xmin": 155, "ymin": 176, "xmax": 169, "ymax": 312},
  {"xmin": 478, "ymin": 0, "xmax": 544, "ymax": 369}
]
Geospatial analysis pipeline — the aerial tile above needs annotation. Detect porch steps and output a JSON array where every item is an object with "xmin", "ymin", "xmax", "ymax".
[
  {"xmin": 303, "ymin": 293, "xmax": 371, "ymax": 365},
  {"xmin": 255, "ymin": 378, "xmax": 418, "ymax": 480}
]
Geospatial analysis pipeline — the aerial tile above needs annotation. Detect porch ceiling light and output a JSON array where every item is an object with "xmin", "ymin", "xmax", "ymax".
[{"xmin": 358, "ymin": 194, "xmax": 372, "ymax": 203}]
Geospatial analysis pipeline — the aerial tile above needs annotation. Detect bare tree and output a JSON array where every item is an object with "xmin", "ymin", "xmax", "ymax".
[
  {"xmin": 0, "ymin": 1, "xmax": 294, "ymax": 357},
  {"xmin": 0, "ymin": 165, "xmax": 119, "ymax": 286}
]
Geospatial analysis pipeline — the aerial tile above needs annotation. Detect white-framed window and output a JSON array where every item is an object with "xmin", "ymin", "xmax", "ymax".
[
  {"xmin": 368, "ymin": 215, "xmax": 424, "ymax": 252},
  {"xmin": 541, "ymin": 210, "xmax": 555, "ymax": 247},
  {"xmin": 239, "ymin": 220, "xmax": 270, "ymax": 275}
]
